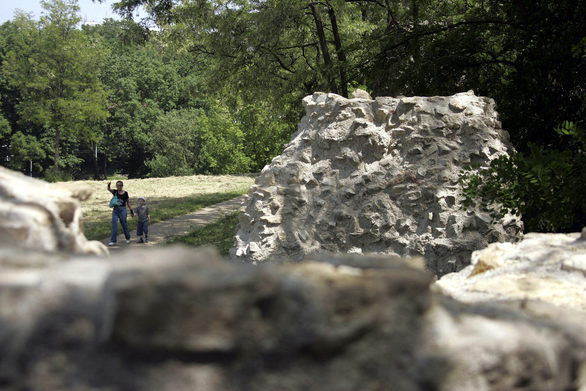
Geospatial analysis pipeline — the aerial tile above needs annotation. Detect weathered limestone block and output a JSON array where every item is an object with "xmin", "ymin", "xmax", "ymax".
[
  {"xmin": 232, "ymin": 91, "xmax": 522, "ymax": 274},
  {"xmin": 429, "ymin": 230, "xmax": 586, "ymax": 390},
  {"xmin": 0, "ymin": 167, "xmax": 107, "ymax": 255},
  {"xmin": 419, "ymin": 296, "xmax": 586, "ymax": 391},
  {"xmin": 350, "ymin": 88, "xmax": 373, "ymax": 100},
  {"xmin": 0, "ymin": 245, "xmax": 584, "ymax": 391},
  {"xmin": 435, "ymin": 231, "xmax": 586, "ymax": 312}
]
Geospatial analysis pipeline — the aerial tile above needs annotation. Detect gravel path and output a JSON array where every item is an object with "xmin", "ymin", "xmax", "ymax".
[{"xmin": 101, "ymin": 195, "xmax": 246, "ymax": 250}]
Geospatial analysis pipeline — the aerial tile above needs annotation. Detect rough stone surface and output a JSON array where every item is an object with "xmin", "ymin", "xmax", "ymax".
[
  {"xmin": 350, "ymin": 88, "xmax": 372, "ymax": 100},
  {"xmin": 232, "ymin": 91, "xmax": 523, "ymax": 274},
  {"xmin": 435, "ymin": 231, "xmax": 586, "ymax": 312},
  {"xmin": 0, "ymin": 167, "xmax": 107, "ymax": 255},
  {"xmin": 0, "ymin": 245, "xmax": 584, "ymax": 391}
]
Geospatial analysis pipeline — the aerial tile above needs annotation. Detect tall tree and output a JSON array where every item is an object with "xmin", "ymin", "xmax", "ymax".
[
  {"xmin": 112, "ymin": 0, "xmax": 360, "ymax": 99},
  {"xmin": 2, "ymin": 0, "xmax": 108, "ymax": 172},
  {"xmin": 0, "ymin": 103, "xmax": 10, "ymax": 155},
  {"xmin": 363, "ymin": 0, "xmax": 585, "ymax": 147}
]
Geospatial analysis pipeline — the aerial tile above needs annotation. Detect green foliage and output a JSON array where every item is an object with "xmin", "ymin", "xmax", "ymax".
[
  {"xmin": 147, "ymin": 105, "xmax": 251, "ymax": 176},
  {"xmin": 2, "ymin": 0, "xmax": 108, "ymax": 172},
  {"xmin": 460, "ymin": 123, "xmax": 586, "ymax": 232},
  {"xmin": 167, "ymin": 212, "xmax": 239, "ymax": 256},
  {"xmin": 146, "ymin": 108, "xmax": 202, "ymax": 177},
  {"xmin": 0, "ymin": 111, "xmax": 10, "ymax": 139},
  {"xmin": 98, "ymin": 33, "xmax": 216, "ymax": 177},
  {"xmin": 194, "ymin": 105, "xmax": 251, "ymax": 174},
  {"xmin": 44, "ymin": 166, "xmax": 74, "ymax": 182},
  {"xmin": 7, "ymin": 131, "xmax": 46, "ymax": 173},
  {"xmin": 232, "ymin": 98, "xmax": 294, "ymax": 172},
  {"xmin": 364, "ymin": 0, "xmax": 585, "ymax": 149}
]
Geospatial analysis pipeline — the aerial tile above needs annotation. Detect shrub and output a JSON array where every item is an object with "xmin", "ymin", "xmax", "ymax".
[{"xmin": 460, "ymin": 122, "xmax": 586, "ymax": 232}]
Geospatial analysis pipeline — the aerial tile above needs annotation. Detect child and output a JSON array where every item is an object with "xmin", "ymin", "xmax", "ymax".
[{"xmin": 134, "ymin": 196, "xmax": 150, "ymax": 243}]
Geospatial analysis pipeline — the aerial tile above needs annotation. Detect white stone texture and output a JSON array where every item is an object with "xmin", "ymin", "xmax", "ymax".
[
  {"xmin": 232, "ymin": 91, "xmax": 523, "ymax": 273},
  {"xmin": 349, "ymin": 88, "xmax": 373, "ymax": 100},
  {"xmin": 435, "ymin": 231, "xmax": 586, "ymax": 312},
  {"xmin": 0, "ymin": 167, "xmax": 107, "ymax": 255}
]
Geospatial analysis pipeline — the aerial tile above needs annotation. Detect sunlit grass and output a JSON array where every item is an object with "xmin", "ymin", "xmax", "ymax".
[{"xmin": 167, "ymin": 212, "xmax": 239, "ymax": 256}]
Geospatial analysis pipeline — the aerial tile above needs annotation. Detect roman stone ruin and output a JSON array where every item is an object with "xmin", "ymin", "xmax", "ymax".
[
  {"xmin": 0, "ymin": 167, "xmax": 107, "ymax": 255},
  {"xmin": 232, "ymin": 91, "xmax": 523, "ymax": 274}
]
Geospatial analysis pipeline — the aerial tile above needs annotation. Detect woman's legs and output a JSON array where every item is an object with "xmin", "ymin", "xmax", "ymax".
[
  {"xmin": 119, "ymin": 208, "xmax": 131, "ymax": 240},
  {"xmin": 110, "ymin": 209, "xmax": 119, "ymax": 243}
]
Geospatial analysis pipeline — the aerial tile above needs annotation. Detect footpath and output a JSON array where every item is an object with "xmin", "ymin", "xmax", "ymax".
[{"xmin": 101, "ymin": 195, "xmax": 246, "ymax": 251}]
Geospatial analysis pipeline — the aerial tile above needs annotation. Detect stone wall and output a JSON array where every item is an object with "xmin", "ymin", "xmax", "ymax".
[
  {"xmin": 0, "ymin": 242, "xmax": 584, "ymax": 391},
  {"xmin": 232, "ymin": 91, "xmax": 523, "ymax": 274}
]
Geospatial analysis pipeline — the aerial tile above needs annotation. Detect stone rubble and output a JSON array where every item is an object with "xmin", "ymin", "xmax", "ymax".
[{"xmin": 232, "ymin": 91, "xmax": 523, "ymax": 274}]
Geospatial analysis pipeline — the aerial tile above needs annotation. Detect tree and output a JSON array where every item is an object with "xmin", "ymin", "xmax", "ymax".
[
  {"xmin": 147, "ymin": 104, "xmax": 251, "ymax": 176},
  {"xmin": 7, "ymin": 131, "xmax": 46, "ymax": 175},
  {"xmin": 460, "ymin": 122, "xmax": 586, "ymax": 232},
  {"xmin": 111, "ymin": 0, "xmax": 367, "ymax": 98},
  {"xmin": 99, "ymin": 38, "xmax": 187, "ymax": 177},
  {"xmin": 0, "ymin": 105, "xmax": 11, "ymax": 161},
  {"xmin": 2, "ymin": 0, "xmax": 108, "ymax": 173},
  {"xmin": 233, "ymin": 98, "xmax": 292, "ymax": 172},
  {"xmin": 361, "ymin": 0, "xmax": 585, "ymax": 148},
  {"xmin": 109, "ymin": 0, "xmax": 368, "ymax": 173},
  {"xmin": 0, "ymin": 20, "xmax": 25, "ymax": 165}
]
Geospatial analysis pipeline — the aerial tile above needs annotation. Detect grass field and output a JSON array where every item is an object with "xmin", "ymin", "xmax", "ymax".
[{"xmin": 60, "ymin": 175, "xmax": 255, "ymax": 240}]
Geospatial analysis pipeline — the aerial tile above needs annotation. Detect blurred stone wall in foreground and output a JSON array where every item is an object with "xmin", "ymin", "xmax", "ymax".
[{"xmin": 0, "ymin": 233, "xmax": 585, "ymax": 391}]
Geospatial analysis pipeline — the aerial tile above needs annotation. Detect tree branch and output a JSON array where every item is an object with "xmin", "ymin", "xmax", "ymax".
[{"xmin": 382, "ymin": 19, "xmax": 521, "ymax": 54}]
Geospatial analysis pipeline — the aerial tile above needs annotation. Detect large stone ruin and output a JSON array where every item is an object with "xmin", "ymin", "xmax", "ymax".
[{"xmin": 232, "ymin": 91, "xmax": 523, "ymax": 274}]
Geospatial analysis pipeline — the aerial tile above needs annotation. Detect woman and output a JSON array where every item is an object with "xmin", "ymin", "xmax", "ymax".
[{"xmin": 107, "ymin": 180, "xmax": 134, "ymax": 246}]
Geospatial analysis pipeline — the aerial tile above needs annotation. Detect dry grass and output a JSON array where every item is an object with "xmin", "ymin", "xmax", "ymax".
[{"xmin": 56, "ymin": 174, "xmax": 255, "ymax": 240}]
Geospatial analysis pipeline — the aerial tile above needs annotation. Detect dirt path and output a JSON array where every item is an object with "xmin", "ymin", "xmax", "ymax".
[{"xmin": 101, "ymin": 195, "xmax": 246, "ymax": 251}]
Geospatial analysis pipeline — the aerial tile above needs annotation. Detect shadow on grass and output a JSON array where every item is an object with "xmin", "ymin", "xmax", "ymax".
[
  {"xmin": 84, "ymin": 191, "xmax": 245, "ymax": 241},
  {"xmin": 166, "ymin": 212, "xmax": 239, "ymax": 256}
]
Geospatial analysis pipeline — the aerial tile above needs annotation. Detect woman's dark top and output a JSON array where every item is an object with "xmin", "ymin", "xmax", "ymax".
[{"xmin": 110, "ymin": 189, "xmax": 129, "ymax": 207}]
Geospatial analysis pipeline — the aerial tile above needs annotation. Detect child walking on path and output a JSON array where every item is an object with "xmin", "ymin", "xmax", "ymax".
[{"xmin": 134, "ymin": 196, "xmax": 150, "ymax": 243}]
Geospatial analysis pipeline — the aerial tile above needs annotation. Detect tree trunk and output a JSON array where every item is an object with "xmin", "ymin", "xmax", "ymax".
[
  {"xmin": 309, "ymin": 3, "xmax": 338, "ymax": 94},
  {"xmin": 54, "ymin": 127, "xmax": 60, "ymax": 171},
  {"xmin": 410, "ymin": 0, "xmax": 421, "ymax": 90},
  {"xmin": 93, "ymin": 142, "xmax": 100, "ymax": 180},
  {"xmin": 327, "ymin": 4, "xmax": 348, "ymax": 97},
  {"xmin": 412, "ymin": 0, "xmax": 419, "ymax": 23},
  {"xmin": 384, "ymin": 0, "xmax": 396, "ymax": 32}
]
